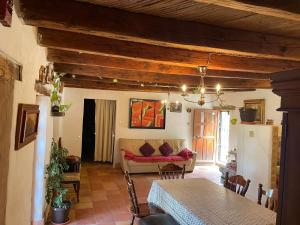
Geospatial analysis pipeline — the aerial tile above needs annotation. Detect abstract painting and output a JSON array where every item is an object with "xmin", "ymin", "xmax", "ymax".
[{"xmin": 129, "ymin": 99, "xmax": 166, "ymax": 129}]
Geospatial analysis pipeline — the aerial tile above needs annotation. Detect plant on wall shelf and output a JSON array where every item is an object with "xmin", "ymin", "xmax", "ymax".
[
  {"xmin": 45, "ymin": 139, "xmax": 71, "ymax": 224},
  {"xmin": 50, "ymin": 73, "xmax": 71, "ymax": 116}
]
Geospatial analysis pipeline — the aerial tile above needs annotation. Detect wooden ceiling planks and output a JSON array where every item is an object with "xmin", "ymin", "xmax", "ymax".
[
  {"xmin": 15, "ymin": 0, "xmax": 300, "ymax": 92},
  {"xmin": 54, "ymin": 63, "xmax": 271, "ymax": 89},
  {"xmin": 78, "ymin": 0, "xmax": 300, "ymax": 38},
  {"xmin": 18, "ymin": 0, "xmax": 300, "ymax": 61},
  {"xmin": 195, "ymin": 0, "xmax": 300, "ymax": 22}
]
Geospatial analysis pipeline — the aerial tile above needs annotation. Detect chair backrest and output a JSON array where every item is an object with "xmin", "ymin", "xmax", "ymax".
[
  {"xmin": 65, "ymin": 155, "xmax": 81, "ymax": 172},
  {"xmin": 258, "ymin": 184, "xmax": 278, "ymax": 212},
  {"xmin": 158, "ymin": 163, "xmax": 186, "ymax": 179},
  {"xmin": 124, "ymin": 171, "xmax": 139, "ymax": 215},
  {"xmin": 224, "ymin": 172, "xmax": 251, "ymax": 197}
]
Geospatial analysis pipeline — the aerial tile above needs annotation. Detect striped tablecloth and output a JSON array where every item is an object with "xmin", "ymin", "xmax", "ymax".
[{"xmin": 148, "ymin": 178, "xmax": 276, "ymax": 225}]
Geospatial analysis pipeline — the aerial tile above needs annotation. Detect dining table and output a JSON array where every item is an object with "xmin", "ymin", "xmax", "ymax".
[{"xmin": 147, "ymin": 178, "xmax": 276, "ymax": 225}]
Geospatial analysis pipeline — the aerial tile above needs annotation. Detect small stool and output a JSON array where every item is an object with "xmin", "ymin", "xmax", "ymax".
[
  {"xmin": 61, "ymin": 172, "xmax": 80, "ymax": 202},
  {"xmin": 139, "ymin": 214, "xmax": 179, "ymax": 225}
]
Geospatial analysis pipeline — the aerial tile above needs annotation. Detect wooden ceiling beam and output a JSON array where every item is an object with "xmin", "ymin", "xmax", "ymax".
[
  {"xmin": 62, "ymin": 78, "xmax": 256, "ymax": 93},
  {"xmin": 47, "ymin": 49, "xmax": 273, "ymax": 79},
  {"xmin": 54, "ymin": 63, "xmax": 271, "ymax": 89},
  {"xmin": 40, "ymin": 29, "xmax": 300, "ymax": 74},
  {"xmin": 195, "ymin": 0, "xmax": 300, "ymax": 22},
  {"xmin": 18, "ymin": 0, "xmax": 300, "ymax": 61}
]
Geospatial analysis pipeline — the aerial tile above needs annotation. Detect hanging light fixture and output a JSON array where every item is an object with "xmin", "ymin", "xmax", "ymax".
[{"xmin": 182, "ymin": 66, "xmax": 222, "ymax": 106}]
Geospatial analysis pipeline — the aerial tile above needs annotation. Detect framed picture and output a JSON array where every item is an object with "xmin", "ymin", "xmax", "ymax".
[
  {"xmin": 129, "ymin": 98, "xmax": 166, "ymax": 129},
  {"xmin": 15, "ymin": 104, "xmax": 40, "ymax": 150},
  {"xmin": 169, "ymin": 102, "xmax": 182, "ymax": 113},
  {"xmin": 244, "ymin": 99, "xmax": 265, "ymax": 124}
]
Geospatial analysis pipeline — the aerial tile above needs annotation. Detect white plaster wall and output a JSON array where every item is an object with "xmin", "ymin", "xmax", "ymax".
[
  {"xmin": 0, "ymin": 11, "xmax": 48, "ymax": 225},
  {"xmin": 237, "ymin": 125, "xmax": 274, "ymax": 201},
  {"xmin": 60, "ymin": 88, "xmax": 213, "ymax": 164},
  {"xmin": 60, "ymin": 88, "xmax": 281, "ymax": 166},
  {"xmin": 220, "ymin": 89, "xmax": 282, "ymax": 151}
]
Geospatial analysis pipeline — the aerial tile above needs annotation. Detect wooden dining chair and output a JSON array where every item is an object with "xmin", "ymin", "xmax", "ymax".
[
  {"xmin": 224, "ymin": 172, "xmax": 251, "ymax": 197},
  {"xmin": 158, "ymin": 163, "xmax": 186, "ymax": 179},
  {"xmin": 257, "ymin": 184, "xmax": 278, "ymax": 212},
  {"xmin": 124, "ymin": 171, "xmax": 164, "ymax": 225}
]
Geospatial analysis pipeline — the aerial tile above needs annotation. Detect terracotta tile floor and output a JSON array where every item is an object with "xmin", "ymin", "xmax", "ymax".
[{"xmin": 65, "ymin": 163, "xmax": 221, "ymax": 225}]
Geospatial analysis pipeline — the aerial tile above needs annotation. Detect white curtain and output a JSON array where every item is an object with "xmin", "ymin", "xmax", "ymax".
[{"xmin": 94, "ymin": 100, "xmax": 116, "ymax": 162}]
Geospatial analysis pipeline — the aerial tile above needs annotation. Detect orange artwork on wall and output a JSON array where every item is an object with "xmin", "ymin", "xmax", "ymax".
[{"xmin": 129, "ymin": 99, "xmax": 166, "ymax": 129}]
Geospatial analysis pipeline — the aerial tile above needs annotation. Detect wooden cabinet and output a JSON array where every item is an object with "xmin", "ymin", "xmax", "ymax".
[{"xmin": 272, "ymin": 69, "xmax": 300, "ymax": 225}]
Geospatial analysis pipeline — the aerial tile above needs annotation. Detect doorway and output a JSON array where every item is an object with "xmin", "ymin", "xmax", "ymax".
[
  {"xmin": 193, "ymin": 109, "xmax": 230, "ymax": 164},
  {"xmin": 81, "ymin": 99, "xmax": 116, "ymax": 163},
  {"xmin": 81, "ymin": 99, "xmax": 96, "ymax": 162}
]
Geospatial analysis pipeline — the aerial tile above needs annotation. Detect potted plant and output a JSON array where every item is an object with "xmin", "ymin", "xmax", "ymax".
[
  {"xmin": 50, "ymin": 73, "xmax": 71, "ymax": 116},
  {"xmin": 45, "ymin": 140, "xmax": 71, "ymax": 224}
]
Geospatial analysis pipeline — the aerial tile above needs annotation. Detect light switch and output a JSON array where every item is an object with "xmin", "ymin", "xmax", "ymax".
[{"xmin": 249, "ymin": 131, "xmax": 255, "ymax": 137}]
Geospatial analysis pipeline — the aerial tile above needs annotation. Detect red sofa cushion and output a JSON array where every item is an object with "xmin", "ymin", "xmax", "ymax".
[
  {"xmin": 123, "ymin": 149, "xmax": 135, "ymax": 160},
  {"xmin": 131, "ymin": 155, "xmax": 186, "ymax": 163},
  {"xmin": 177, "ymin": 148, "xmax": 193, "ymax": 160}
]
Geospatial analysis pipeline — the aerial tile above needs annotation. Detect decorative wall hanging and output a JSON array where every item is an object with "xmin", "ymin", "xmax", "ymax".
[
  {"xmin": 0, "ymin": 50, "xmax": 22, "ymax": 81},
  {"xmin": 0, "ymin": 0, "xmax": 13, "ymax": 27},
  {"xmin": 244, "ymin": 99, "xmax": 265, "ymax": 124},
  {"xmin": 169, "ymin": 102, "xmax": 182, "ymax": 113},
  {"xmin": 35, "ymin": 64, "xmax": 54, "ymax": 96},
  {"xmin": 15, "ymin": 104, "xmax": 40, "ymax": 150},
  {"xmin": 129, "ymin": 98, "xmax": 166, "ymax": 129}
]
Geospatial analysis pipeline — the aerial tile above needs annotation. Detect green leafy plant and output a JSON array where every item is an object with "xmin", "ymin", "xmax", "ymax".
[
  {"xmin": 50, "ymin": 73, "xmax": 71, "ymax": 113},
  {"xmin": 45, "ymin": 140, "xmax": 69, "ymax": 208}
]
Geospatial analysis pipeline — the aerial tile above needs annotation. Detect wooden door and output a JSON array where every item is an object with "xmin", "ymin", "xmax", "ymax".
[{"xmin": 193, "ymin": 109, "xmax": 219, "ymax": 162}]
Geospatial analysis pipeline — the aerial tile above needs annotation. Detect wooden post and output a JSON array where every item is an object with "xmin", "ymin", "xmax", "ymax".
[{"xmin": 271, "ymin": 69, "xmax": 300, "ymax": 225}]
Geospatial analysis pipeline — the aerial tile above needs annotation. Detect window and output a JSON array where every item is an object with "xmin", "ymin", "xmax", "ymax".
[{"xmin": 217, "ymin": 111, "xmax": 230, "ymax": 164}]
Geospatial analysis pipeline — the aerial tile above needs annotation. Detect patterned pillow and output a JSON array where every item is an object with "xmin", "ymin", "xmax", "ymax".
[
  {"xmin": 139, "ymin": 143, "xmax": 155, "ymax": 156},
  {"xmin": 159, "ymin": 142, "xmax": 174, "ymax": 156}
]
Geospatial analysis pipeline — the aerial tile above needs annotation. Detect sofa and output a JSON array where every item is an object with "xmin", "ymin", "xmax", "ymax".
[{"xmin": 119, "ymin": 138, "xmax": 197, "ymax": 173}]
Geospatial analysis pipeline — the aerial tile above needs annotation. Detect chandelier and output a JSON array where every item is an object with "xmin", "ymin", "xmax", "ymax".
[{"xmin": 181, "ymin": 66, "xmax": 222, "ymax": 106}]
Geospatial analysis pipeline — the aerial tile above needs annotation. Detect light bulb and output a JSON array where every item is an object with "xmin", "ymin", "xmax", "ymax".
[
  {"xmin": 200, "ymin": 87, "xmax": 205, "ymax": 94},
  {"xmin": 181, "ymin": 84, "xmax": 187, "ymax": 92},
  {"xmin": 176, "ymin": 100, "xmax": 179, "ymax": 105},
  {"xmin": 216, "ymin": 83, "xmax": 221, "ymax": 92}
]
